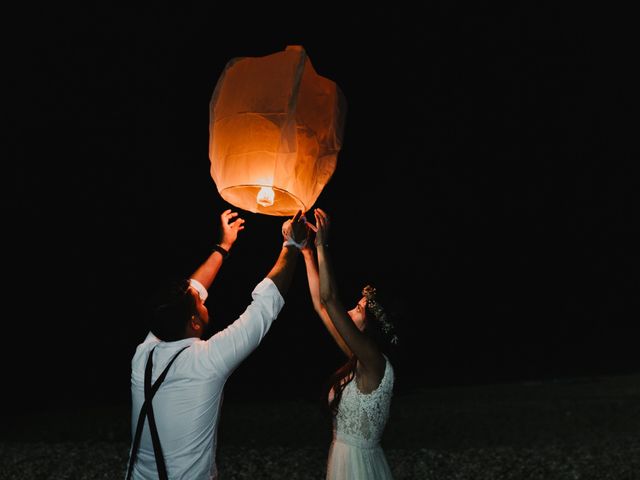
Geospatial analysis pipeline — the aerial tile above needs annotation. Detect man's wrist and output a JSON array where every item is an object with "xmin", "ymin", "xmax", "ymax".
[
  {"xmin": 213, "ymin": 243, "xmax": 230, "ymax": 259},
  {"xmin": 283, "ymin": 237, "xmax": 307, "ymax": 249}
]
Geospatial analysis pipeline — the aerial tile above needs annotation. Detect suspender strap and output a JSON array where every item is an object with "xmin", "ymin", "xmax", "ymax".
[{"xmin": 126, "ymin": 345, "xmax": 190, "ymax": 480}]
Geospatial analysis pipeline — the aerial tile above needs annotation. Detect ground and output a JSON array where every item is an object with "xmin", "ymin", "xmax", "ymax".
[{"xmin": 2, "ymin": 374, "xmax": 639, "ymax": 479}]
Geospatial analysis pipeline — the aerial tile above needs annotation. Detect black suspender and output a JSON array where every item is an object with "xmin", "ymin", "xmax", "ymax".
[{"xmin": 126, "ymin": 345, "xmax": 190, "ymax": 480}]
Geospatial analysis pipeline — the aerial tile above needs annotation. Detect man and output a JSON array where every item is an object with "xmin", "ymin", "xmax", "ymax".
[{"xmin": 126, "ymin": 208, "xmax": 307, "ymax": 480}]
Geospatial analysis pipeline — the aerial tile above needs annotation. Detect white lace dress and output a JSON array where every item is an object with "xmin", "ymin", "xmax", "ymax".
[{"xmin": 326, "ymin": 356, "xmax": 394, "ymax": 480}]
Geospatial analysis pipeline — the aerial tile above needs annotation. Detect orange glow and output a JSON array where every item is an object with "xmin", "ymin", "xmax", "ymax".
[{"xmin": 209, "ymin": 46, "xmax": 346, "ymax": 216}]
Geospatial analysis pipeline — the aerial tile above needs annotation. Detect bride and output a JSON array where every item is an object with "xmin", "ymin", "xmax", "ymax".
[{"xmin": 299, "ymin": 208, "xmax": 400, "ymax": 480}]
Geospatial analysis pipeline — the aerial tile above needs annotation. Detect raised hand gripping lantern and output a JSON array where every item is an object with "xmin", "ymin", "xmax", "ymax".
[{"xmin": 209, "ymin": 45, "xmax": 346, "ymax": 216}]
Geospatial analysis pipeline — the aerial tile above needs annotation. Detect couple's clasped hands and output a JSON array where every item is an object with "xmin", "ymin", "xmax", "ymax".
[{"xmin": 281, "ymin": 208, "xmax": 331, "ymax": 250}]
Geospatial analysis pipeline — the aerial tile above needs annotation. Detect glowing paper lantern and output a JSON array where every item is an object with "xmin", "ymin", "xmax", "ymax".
[{"xmin": 209, "ymin": 45, "xmax": 346, "ymax": 216}]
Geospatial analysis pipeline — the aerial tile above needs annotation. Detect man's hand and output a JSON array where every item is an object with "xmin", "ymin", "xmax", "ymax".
[
  {"xmin": 282, "ymin": 210, "xmax": 309, "ymax": 248},
  {"xmin": 291, "ymin": 210, "xmax": 309, "ymax": 245},
  {"xmin": 219, "ymin": 209, "xmax": 245, "ymax": 249}
]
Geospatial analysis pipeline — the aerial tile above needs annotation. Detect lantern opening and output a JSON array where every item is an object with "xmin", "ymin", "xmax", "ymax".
[
  {"xmin": 219, "ymin": 185, "xmax": 306, "ymax": 216},
  {"xmin": 256, "ymin": 186, "xmax": 275, "ymax": 207}
]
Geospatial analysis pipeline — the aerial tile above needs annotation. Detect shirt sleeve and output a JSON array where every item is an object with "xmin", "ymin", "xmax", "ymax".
[
  {"xmin": 189, "ymin": 278, "xmax": 208, "ymax": 302},
  {"xmin": 205, "ymin": 277, "xmax": 284, "ymax": 376}
]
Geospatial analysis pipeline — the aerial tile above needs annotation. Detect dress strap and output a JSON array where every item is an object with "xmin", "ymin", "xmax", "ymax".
[{"xmin": 125, "ymin": 345, "xmax": 190, "ymax": 480}]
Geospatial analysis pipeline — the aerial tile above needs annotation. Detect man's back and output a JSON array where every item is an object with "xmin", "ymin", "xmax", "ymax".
[{"xmin": 128, "ymin": 277, "xmax": 284, "ymax": 480}]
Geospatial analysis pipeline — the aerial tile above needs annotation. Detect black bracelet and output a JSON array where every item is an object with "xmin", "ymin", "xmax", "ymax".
[{"xmin": 212, "ymin": 244, "xmax": 230, "ymax": 259}]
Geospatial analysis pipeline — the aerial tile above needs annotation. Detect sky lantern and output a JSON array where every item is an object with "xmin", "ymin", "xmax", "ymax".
[{"xmin": 209, "ymin": 45, "xmax": 347, "ymax": 216}]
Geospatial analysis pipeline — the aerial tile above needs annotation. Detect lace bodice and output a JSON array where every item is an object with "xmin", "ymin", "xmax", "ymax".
[{"xmin": 331, "ymin": 356, "xmax": 394, "ymax": 446}]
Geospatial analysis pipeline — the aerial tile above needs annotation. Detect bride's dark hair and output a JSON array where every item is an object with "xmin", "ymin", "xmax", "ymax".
[{"xmin": 326, "ymin": 356, "xmax": 357, "ymax": 417}]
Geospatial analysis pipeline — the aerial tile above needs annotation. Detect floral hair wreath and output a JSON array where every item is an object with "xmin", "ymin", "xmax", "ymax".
[{"xmin": 362, "ymin": 285, "xmax": 399, "ymax": 345}]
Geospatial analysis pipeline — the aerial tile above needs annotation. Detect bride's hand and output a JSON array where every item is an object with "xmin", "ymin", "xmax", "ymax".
[{"xmin": 313, "ymin": 208, "xmax": 330, "ymax": 247}]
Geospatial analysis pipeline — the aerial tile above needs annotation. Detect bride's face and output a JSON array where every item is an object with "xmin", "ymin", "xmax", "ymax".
[{"xmin": 348, "ymin": 297, "xmax": 368, "ymax": 331}]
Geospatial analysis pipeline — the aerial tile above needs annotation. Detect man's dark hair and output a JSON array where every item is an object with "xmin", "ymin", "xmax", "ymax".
[{"xmin": 150, "ymin": 279, "xmax": 197, "ymax": 341}]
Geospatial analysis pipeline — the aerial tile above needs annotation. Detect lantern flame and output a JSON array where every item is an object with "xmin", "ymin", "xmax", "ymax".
[{"xmin": 256, "ymin": 186, "xmax": 275, "ymax": 207}]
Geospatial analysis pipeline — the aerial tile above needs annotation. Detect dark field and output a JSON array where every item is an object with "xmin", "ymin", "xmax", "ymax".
[{"xmin": 2, "ymin": 374, "xmax": 639, "ymax": 479}]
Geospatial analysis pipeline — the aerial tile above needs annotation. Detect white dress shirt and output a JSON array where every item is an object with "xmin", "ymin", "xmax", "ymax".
[{"xmin": 128, "ymin": 277, "xmax": 284, "ymax": 480}]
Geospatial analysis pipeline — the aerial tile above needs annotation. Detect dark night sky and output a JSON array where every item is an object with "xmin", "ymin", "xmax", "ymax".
[{"xmin": 5, "ymin": 4, "xmax": 639, "ymax": 412}]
